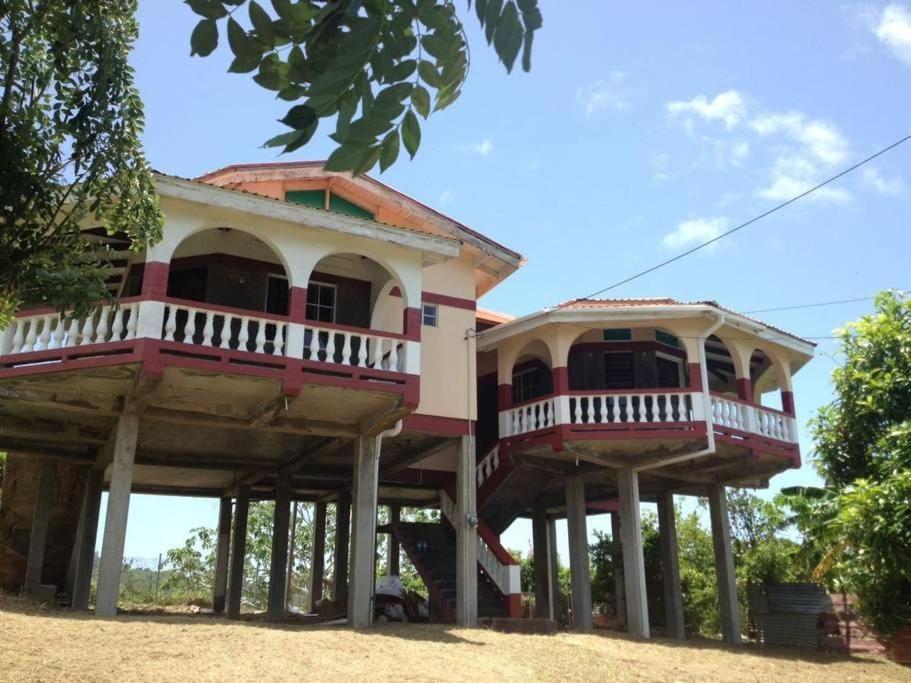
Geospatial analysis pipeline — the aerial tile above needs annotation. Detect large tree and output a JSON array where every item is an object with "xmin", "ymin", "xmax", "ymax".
[
  {"xmin": 0, "ymin": 0, "xmax": 162, "ymax": 325},
  {"xmin": 186, "ymin": 0, "xmax": 542, "ymax": 173}
]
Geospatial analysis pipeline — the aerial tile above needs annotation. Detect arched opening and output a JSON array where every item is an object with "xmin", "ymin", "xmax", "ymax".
[
  {"xmin": 704, "ymin": 335, "xmax": 738, "ymax": 396},
  {"xmin": 750, "ymin": 349, "xmax": 784, "ymax": 410},
  {"xmin": 305, "ymin": 252, "xmax": 405, "ymax": 335},
  {"xmin": 167, "ymin": 228, "xmax": 290, "ymax": 315},
  {"xmin": 510, "ymin": 339, "xmax": 553, "ymax": 405}
]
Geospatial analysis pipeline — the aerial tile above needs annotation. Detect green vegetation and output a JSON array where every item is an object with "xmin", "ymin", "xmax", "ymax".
[
  {"xmin": 185, "ymin": 0, "xmax": 542, "ymax": 173},
  {"xmin": 0, "ymin": 1, "xmax": 162, "ymax": 325}
]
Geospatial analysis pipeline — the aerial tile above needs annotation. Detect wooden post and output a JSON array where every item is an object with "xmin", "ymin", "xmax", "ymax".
[
  {"xmin": 618, "ymin": 468, "xmax": 649, "ymax": 638},
  {"xmin": 610, "ymin": 511, "xmax": 626, "ymax": 626},
  {"xmin": 71, "ymin": 469, "xmax": 104, "ymax": 610},
  {"xmin": 23, "ymin": 461, "xmax": 55, "ymax": 597},
  {"xmin": 455, "ymin": 435, "xmax": 478, "ymax": 627},
  {"xmin": 708, "ymin": 484, "xmax": 741, "ymax": 644},
  {"xmin": 388, "ymin": 504, "xmax": 401, "ymax": 577},
  {"xmin": 532, "ymin": 501, "xmax": 551, "ymax": 619},
  {"xmin": 267, "ymin": 477, "xmax": 292, "ymax": 621},
  {"xmin": 334, "ymin": 490, "xmax": 351, "ymax": 607},
  {"xmin": 348, "ymin": 436, "xmax": 380, "ymax": 628},
  {"xmin": 657, "ymin": 491, "xmax": 685, "ymax": 639},
  {"xmin": 226, "ymin": 486, "xmax": 250, "ymax": 620},
  {"xmin": 212, "ymin": 497, "xmax": 232, "ymax": 614},
  {"xmin": 546, "ymin": 516, "xmax": 561, "ymax": 622},
  {"xmin": 565, "ymin": 475, "xmax": 593, "ymax": 631},
  {"xmin": 310, "ymin": 501, "xmax": 327, "ymax": 610}
]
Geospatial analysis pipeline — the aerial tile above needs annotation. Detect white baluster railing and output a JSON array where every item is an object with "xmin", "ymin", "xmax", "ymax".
[
  {"xmin": 0, "ymin": 303, "xmax": 141, "ymax": 357},
  {"xmin": 299, "ymin": 323, "xmax": 407, "ymax": 372},
  {"xmin": 503, "ymin": 397, "xmax": 556, "ymax": 437},
  {"xmin": 476, "ymin": 445, "xmax": 500, "ymax": 487},
  {"xmin": 709, "ymin": 394, "xmax": 798, "ymax": 444},
  {"xmin": 162, "ymin": 303, "xmax": 287, "ymax": 356},
  {"xmin": 567, "ymin": 392, "xmax": 697, "ymax": 425}
]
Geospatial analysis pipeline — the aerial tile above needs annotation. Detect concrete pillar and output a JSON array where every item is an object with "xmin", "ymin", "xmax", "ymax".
[
  {"xmin": 531, "ymin": 501, "xmax": 551, "ymax": 619},
  {"xmin": 333, "ymin": 490, "xmax": 351, "ymax": 606},
  {"xmin": 565, "ymin": 475, "xmax": 593, "ymax": 631},
  {"xmin": 212, "ymin": 497, "xmax": 232, "ymax": 614},
  {"xmin": 71, "ymin": 469, "xmax": 103, "ymax": 610},
  {"xmin": 610, "ymin": 511, "xmax": 626, "ymax": 626},
  {"xmin": 456, "ymin": 435, "xmax": 478, "ymax": 627},
  {"xmin": 546, "ymin": 517, "xmax": 561, "ymax": 622},
  {"xmin": 23, "ymin": 460, "xmax": 55, "ymax": 597},
  {"xmin": 267, "ymin": 477, "xmax": 292, "ymax": 621},
  {"xmin": 95, "ymin": 413, "xmax": 140, "ymax": 617},
  {"xmin": 226, "ymin": 486, "xmax": 250, "ymax": 620},
  {"xmin": 657, "ymin": 491, "xmax": 685, "ymax": 639},
  {"xmin": 310, "ymin": 501, "xmax": 327, "ymax": 609},
  {"xmin": 708, "ymin": 484, "xmax": 741, "ymax": 644},
  {"xmin": 618, "ymin": 468, "xmax": 649, "ymax": 638},
  {"xmin": 348, "ymin": 436, "xmax": 380, "ymax": 628},
  {"xmin": 388, "ymin": 504, "xmax": 400, "ymax": 577}
]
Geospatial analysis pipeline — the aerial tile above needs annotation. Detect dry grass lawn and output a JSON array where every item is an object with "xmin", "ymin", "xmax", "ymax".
[{"xmin": 1, "ymin": 594, "xmax": 909, "ymax": 682}]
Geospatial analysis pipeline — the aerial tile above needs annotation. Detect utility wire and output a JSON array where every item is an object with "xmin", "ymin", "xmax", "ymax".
[
  {"xmin": 743, "ymin": 293, "xmax": 899, "ymax": 314},
  {"xmin": 560, "ymin": 134, "xmax": 911, "ymax": 307}
]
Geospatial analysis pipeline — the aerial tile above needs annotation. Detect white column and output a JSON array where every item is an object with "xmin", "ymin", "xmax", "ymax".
[
  {"xmin": 456, "ymin": 435, "xmax": 478, "ymax": 627},
  {"xmin": 708, "ymin": 484, "xmax": 742, "ymax": 644},
  {"xmin": 657, "ymin": 491, "xmax": 685, "ymax": 639},
  {"xmin": 565, "ymin": 475, "xmax": 593, "ymax": 631},
  {"xmin": 348, "ymin": 435, "xmax": 380, "ymax": 628},
  {"xmin": 286, "ymin": 322, "xmax": 306, "ymax": 359},
  {"xmin": 135, "ymin": 300, "xmax": 165, "ymax": 340},
  {"xmin": 95, "ymin": 413, "xmax": 140, "ymax": 617},
  {"xmin": 618, "ymin": 468, "xmax": 649, "ymax": 638}
]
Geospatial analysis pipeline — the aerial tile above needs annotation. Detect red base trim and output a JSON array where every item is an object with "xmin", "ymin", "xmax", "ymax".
[{"xmin": 402, "ymin": 414, "xmax": 474, "ymax": 436}]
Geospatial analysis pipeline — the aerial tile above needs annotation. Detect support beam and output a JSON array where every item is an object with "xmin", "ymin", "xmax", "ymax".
[
  {"xmin": 546, "ymin": 516, "xmax": 561, "ymax": 623},
  {"xmin": 610, "ymin": 512, "xmax": 626, "ymax": 627},
  {"xmin": 95, "ymin": 413, "xmax": 140, "ymax": 617},
  {"xmin": 532, "ymin": 501, "xmax": 551, "ymax": 619},
  {"xmin": 708, "ymin": 484, "xmax": 741, "ymax": 644},
  {"xmin": 23, "ymin": 461, "xmax": 55, "ymax": 597},
  {"xmin": 657, "ymin": 491, "xmax": 685, "ymax": 639},
  {"xmin": 226, "ymin": 486, "xmax": 250, "ymax": 620},
  {"xmin": 565, "ymin": 475, "xmax": 593, "ymax": 631},
  {"xmin": 387, "ymin": 504, "xmax": 400, "ymax": 577},
  {"xmin": 267, "ymin": 476, "xmax": 292, "ymax": 621},
  {"xmin": 348, "ymin": 436, "xmax": 380, "ymax": 628},
  {"xmin": 310, "ymin": 502, "xmax": 327, "ymax": 609},
  {"xmin": 455, "ymin": 435, "xmax": 478, "ymax": 627},
  {"xmin": 618, "ymin": 468, "xmax": 649, "ymax": 638},
  {"xmin": 71, "ymin": 469, "xmax": 104, "ymax": 610},
  {"xmin": 212, "ymin": 497, "xmax": 232, "ymax": 614},
  {"xmin": 334, "ymin": 490, "xmax": 351, "ymax": 606}
]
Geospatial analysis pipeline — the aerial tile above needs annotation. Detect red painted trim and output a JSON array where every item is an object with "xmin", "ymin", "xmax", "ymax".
[
  {"xmin": 688, "ymin": 363, "xmax": 702, "ymax": 391},
  {"xmin": 552, "ymin": 366, "xmax": 569, "ymax": 394},
  {"xmin": 402, "ymin": 414, "xmax": 474, "ymax": 436},
  {"xmin": 736, "ymin": 378, "xmax": 753, "ymax": 402},
  {"xmin": 162, "ymin": 296, "xmax": 291, "ymax": 322},
  {"xmin": 142, "ymin": 261, "xmax": 169, "ymax": 298},
  {"xmin": 383, "ymin": 468, "xmax": 455, "ymax": 487},
  {"xmin": 781, "ymin": 390, "xmax": 795, "ymax": 416},
  {"xmin": 403, "ymin": 307, "xmax": 421, "ymax": 341},
  {"xmin": 389, "ymin": 288, "xmax": 477, "ymax": 311},
  {"xmin": 587, "ymin": 500, "xmax": 620, "ymax": 513},
  {"xmin": 497, "ymin": 383, "xmax": 513, "ymax": 410},
  {"xmin": 289, "ymin": 287, "xmax": 307, "ymax": 322},
  {"xmin": 506, "ymin": 594, "xmax": 522, "ymax": 618},
  {"xmin": 478, "ymin": 522, "xmax": 519, "ymax": 565}
]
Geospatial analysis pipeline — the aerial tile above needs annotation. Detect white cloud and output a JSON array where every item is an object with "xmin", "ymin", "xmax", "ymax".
[
  {"xmin": 661, "ymin": 217, "xmax": 727, "ymax": 250},
  {"xmin": 667, "ymin": 90, "xmax": 746, "ymax": 130},
  {"xmin": 577, "ymin": 71, "xmax": 633, "ymax": 117},
  {"xmin": 750, "ymin": 112, "xmax": 849, "ymax": 165},
  {"xmin": 756, "ymin": 155, "xmax": 852, "ymax": 204},
  {"xmin": 875, "ymin": 4, "xmax": 911, "ymax": 65},
  {"xmin": 469, "ymin": 139, "xmax": 493, "ymax": 157},
  {"xmin": 439, "ymin": 189, "xmax": 454, "ymax": 207},
  {"xmin": 862, "ymin": 165, "xmax": 904, "ymax": 194}
]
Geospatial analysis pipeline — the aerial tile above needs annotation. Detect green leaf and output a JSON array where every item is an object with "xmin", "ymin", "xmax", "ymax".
[
  {"xmin": 379, "ymin": 130, "xmax": 400, "ymax": 172},
  {"xmin": 227, "ymin": 17, "xmax": 260, "ymax": 60},
  {"xmin": 190, "ymin": 19, "xmax": 219, "ymax": 57},
  {"xmin": 418, "ymin": 60, "xmax": 442, "ymax": 88},
  {"xmin": 484, "ymin": 0, "xmax": 503, "ymax": 43},
  {"xmin": 401, "ymin": 110, "xmax": 421, "ymax": 159},
  {"xmin": 185, "ymin": 0, "xmax": 228, "ymax": 20},
  {"xmin": 324, "ymin": 144, "xmax": 371, "ymax": 172},
  {"xmin": 228, "ymin": 53, "xmax": 261, "ymax": 73},
  {"xmin": 249, "ymin": 1, "xmax": 276, "ymax": 48},
  {"xmin": 279, "ymin": 104, "xmax": 316, "ymax": 130},
  {"xmin": 263, "ymin": 130, "xmax": 302, "ymax": 148},
  {"xmin": 354, "ymin": 145, "xmax": 382, "ymax": 175},
  {"xmin": 388, "ymin": 58, "xmax": 417, "ymax": 82},
  {"xmin": 411, "ymin": 85, "xmax": 430, "ymax": 119},
  {"xmin": 493, "ymin": 2, "xmax": 523, "ymax": 73},
  {"xmin": 282, "ymin": 120, "xmax": 318, "ymax": 154}
]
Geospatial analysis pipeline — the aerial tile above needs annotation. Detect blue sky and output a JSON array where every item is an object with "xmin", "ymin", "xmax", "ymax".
[{"xmin": 110, "ymin": 1, "xmax": 911, "ymax": 561}]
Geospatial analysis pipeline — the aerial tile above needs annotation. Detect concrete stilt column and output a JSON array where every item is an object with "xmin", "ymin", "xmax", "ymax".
[
  {"xmin": 565, "ymin": 475, "xmax": 593, "ymax": 631},
  {"xmin": 226, "ymin": 486, "xmax": 250, "ymax": 620},
  {"xmin": 388, "ymin": 504, "xmax": 400, "ymax": 577},
  {"xmin": 546, "ymin": 517, "xmax": 561, "ymax": 622},
  {"xmin": 334, "ymin": 490, "xmax": 351, "ymax": 606},
  {"xmin": 610, "ymin": 511, "xmax": 626, "ymax": 627},
  {"xmin": 71, "ymin": 469, "xmax": 104, "ymax": 610},
  {"xmin": 95, "ymin": 414, "xmax": 140, "ymax": 617},
  {"xmin": 657, "ymin": 491, "xmax": 685, "ymax": 639},
  {"xmin": 708, "ymin": 484, "xmax": 741, "ymax": 644},
  {"xmin": 348, "ymin": 436, "xmax": 381, "ymax": 628},
  {"xmin": 267, "ymin": 477, "xmax": 292, "ymax": 621},
  {"xmin": 532, "ymin": 501, "xmax": 551, "ymax": 619},
  {"xmin": 456, "ymin": 435, "xmax": 478, "ymax": 627},
  {"xmin": 618, "ymin": 468, "xmax": 649, "ymax": 638},
  {"xmin": 310, "ymin": 501, "xmax": 327, "ymax": 609},
  {"xmin": 23, "ymin": 461, "xmax": 55, "ymax": 597},
  {"xmin": 212, "ymin": 497, "xmax": 232, "ymax": 614}
]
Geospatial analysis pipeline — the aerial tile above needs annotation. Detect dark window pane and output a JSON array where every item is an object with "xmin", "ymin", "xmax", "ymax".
[
  {"xmin": 605, "ymin": 353, "xmax": 635, "ymax": 389},
  {"xmin": 657, "ymin": 356, "xmax": 682, "ymax": 388}
]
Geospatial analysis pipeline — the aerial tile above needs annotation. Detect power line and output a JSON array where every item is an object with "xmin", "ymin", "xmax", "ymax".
[
  {"xmin": 744, "ymin": 294, "xmax": 885, "ymax": 314},
  {"xmin": 560, "ymin": 134, "xmax": 911, "ymax": 307}
]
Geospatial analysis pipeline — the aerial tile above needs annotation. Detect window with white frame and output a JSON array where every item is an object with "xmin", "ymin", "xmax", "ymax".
[
  {"xmin": 512, "ymin": 367, "xmax": 540, "ymax": 404},
  {"xmin": 656, "ymin": 351, "xmax": 685, "ymax": 388},
  {"xmin": 422, "ymin": 303, "xmax": 438, "ymax": 327},
  {"xmin": 306, "ymin": 281, "xmax": 337, "ymax": 323}
]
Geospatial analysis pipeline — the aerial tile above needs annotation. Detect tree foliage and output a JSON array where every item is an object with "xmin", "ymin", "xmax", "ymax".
[
  {"xmin": 185, "ymin": 0, "xmax": 542, "ymax": 174},
  {"xmin": 0, "ymin": 1, "xmax": 162, "ymax": 324},
  {"xmin": 784, "ymin": 291, "xmax": 911, "ymax": 635}
]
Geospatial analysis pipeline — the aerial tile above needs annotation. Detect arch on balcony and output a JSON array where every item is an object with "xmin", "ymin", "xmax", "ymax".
[
  {"xmin": 510, "ymin": 338, "xmax": 554, "ymax": 405},
  {"xmin": 304, "ymin": 251, "xmax": 407, "ymax": 335},
  {"xmin": 704, "ymin": 334, "xmax": 739, "ymax": 396},
  {"xmin": 166, "ymin": 227, "xmax": 291, "ymax": 315},
  {"xmin": 749, "ymin": 348, "xmax": 787, "ymax": 410}
]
